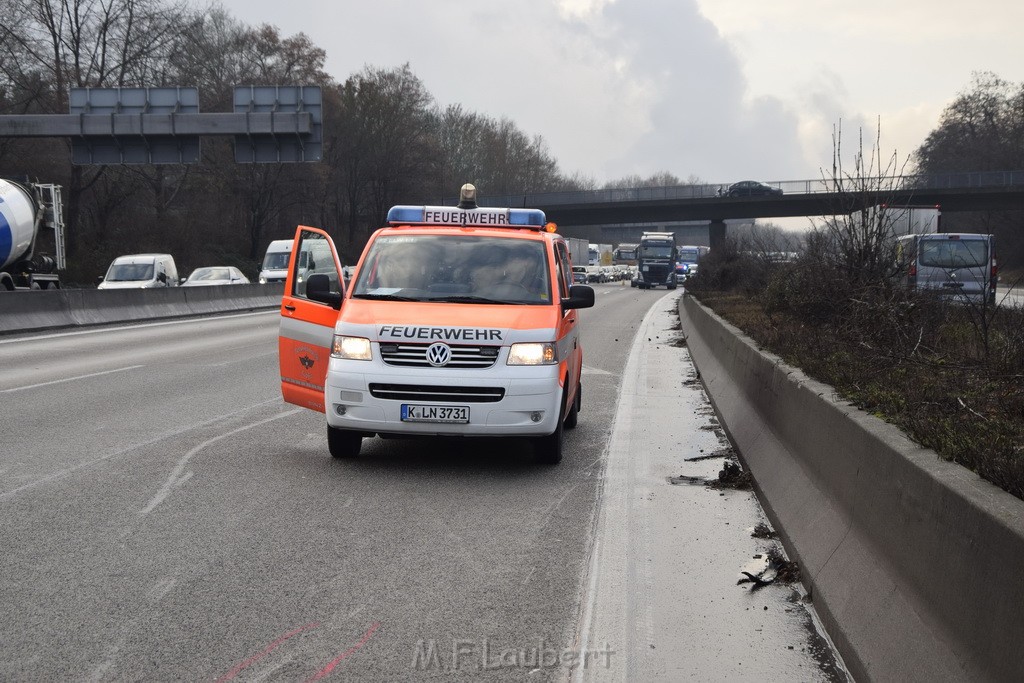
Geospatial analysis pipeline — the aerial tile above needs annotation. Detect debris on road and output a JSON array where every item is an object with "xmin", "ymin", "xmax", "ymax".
[
  {"xmin": 708, "ymin": 460, "xmax": 753, "ymax": 490},
  {"xmin": 752, "ymin": 522, "xmax": 778, "ymax": 539},
  {"xmin": 685, "ymin": 447, "xmax": 734, "ymax": 462}
]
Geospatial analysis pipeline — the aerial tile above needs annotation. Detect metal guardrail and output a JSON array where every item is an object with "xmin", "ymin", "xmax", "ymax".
[{"xmin": 462, "ymin": 170, "xmax": 1024, "ymax": 208}]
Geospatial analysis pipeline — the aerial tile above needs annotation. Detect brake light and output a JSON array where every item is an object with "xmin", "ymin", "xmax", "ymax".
[{"xmin": 908, "ymin": 261, "xmax": 917, "ymax": 278}]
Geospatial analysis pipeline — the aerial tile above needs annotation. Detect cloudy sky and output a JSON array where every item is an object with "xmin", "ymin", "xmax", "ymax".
[{"xmin": 213, "ymin": 0, "xmax": 1023, "ymax": 187}]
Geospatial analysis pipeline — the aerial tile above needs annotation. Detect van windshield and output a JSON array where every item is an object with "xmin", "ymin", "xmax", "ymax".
[
  {"xmin": 352, "ymin": 235, "xmax": 551, "ymax": 305},
  {"xmin": 263, "ymin": 252, "xmax": 290, "ymax": 270},
  {"xmin": 106, "ymin": 263, "xmax": 154, "ymax": 282},
  {"xmin": 919, "ymin": 239, "xmax": 988, "ymax": 269}
]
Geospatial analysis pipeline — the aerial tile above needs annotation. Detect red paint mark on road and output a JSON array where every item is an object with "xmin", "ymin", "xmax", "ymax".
[
  {"xmin": 304, "ymin": 622, "xmax": 381, "ymax": 682},
  {"xmin": 216, "ymin": 622, "xmax": 320, "ymax": 682}
]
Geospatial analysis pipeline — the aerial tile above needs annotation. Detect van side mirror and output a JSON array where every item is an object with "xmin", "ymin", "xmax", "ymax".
[
  {"xmin": 157, "ymin": 272, "xmax": 167, "ymax": 283},
  {"xmin": 562, "ymin": 284, "xmax": 595, "ymax": 310},
  {"xmin": 307, "ymin": 273, "xmax": 342, "ymax": 310}
]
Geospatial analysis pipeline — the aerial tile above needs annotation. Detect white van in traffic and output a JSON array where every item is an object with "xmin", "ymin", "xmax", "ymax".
[
  {"xmin": 97, "ymin": 253, "xmax": 179, "ymax": 289},
  {"xmin": 259, "ymin": 239, "xmax": 293, "ymax": 284},
  {"xmin": 896, "ymin": 233, "xmax": 997, "ymax": 305}
]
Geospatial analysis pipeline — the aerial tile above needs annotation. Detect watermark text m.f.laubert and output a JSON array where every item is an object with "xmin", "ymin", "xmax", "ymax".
[{"xmin": 411, "ymin": 638, "xmax": 615, "ymax": 671}]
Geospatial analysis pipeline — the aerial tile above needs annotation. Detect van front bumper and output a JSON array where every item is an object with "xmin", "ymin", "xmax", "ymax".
[{"xmin": 323, "ymin": 363, "xmax": 563, "ymax": 437}]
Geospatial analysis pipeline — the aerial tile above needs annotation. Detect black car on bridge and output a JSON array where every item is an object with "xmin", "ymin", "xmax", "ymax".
[{"xmin": 727, "ymin": 180, "xmax": 783, "ymax": 197}]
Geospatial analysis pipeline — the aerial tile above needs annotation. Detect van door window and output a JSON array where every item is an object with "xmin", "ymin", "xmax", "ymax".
[{"xmin": 292, "ymin": 230, "xmax": 342, "ymax": 300}]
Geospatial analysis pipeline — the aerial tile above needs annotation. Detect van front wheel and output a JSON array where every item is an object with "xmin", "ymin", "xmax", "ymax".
[
  {"xmin": 564, "ymin": 381, "xmax": 580, "ymax": 429},
  {"xmin": 534, "ymin": 391, "xmax": 567, "ymax": 465},
  {"xmin": 328, "ymin": 426, "xmax": 362, "ymax": 459}
]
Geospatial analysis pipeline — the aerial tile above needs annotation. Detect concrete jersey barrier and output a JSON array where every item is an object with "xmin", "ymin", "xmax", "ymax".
[
  {"xmin": 679, "ymin": 294, "xmax": 1024, "ymax": 683},
  {"xmin": 0, "ymin": 284, "xmax": 283, "ymax": 335}
]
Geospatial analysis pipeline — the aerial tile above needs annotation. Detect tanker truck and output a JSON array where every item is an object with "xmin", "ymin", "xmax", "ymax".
[{"xmin": 0, "ymin": 178, "xmax": 65, "ymax": 291}]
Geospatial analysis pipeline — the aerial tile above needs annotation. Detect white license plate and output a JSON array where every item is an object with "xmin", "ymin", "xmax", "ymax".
[{"xmin": 401, "ymin": 404, "xmax": 470, "ymax": 423}]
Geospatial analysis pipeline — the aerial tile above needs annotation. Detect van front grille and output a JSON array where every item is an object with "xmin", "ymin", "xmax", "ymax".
[
  {"xmin": 379, "ymin": 343, "xmax": 499, "ymax": 368},
  {"xmin": 368, "ymin": 384, "xmax": 505, "ymax": 403}
]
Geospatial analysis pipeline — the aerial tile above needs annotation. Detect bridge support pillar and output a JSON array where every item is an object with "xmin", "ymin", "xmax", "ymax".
[{"xmin": 709, "ymin": 219, "xmax": 727, "ymax": 250}]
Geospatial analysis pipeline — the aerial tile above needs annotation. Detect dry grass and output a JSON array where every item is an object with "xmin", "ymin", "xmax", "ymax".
[{"xmin": 689, "ymin": 256, "xmax": 1024, "ymax": 501}]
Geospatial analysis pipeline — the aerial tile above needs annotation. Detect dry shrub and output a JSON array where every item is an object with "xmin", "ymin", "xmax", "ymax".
[{"xmin": 690, "ymin": 249, "xmax": 1024, "ymax": 501}]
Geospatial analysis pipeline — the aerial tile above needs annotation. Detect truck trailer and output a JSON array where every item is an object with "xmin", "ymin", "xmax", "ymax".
[
  {"xmin": 0, "ymin": 179, "xmax": 65, "ymax": 291},
  {"xmin": 565, "ymin": 237, "xmax": 589, "ymax": 268}
]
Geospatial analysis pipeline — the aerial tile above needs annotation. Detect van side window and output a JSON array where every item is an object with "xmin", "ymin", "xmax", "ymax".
[
  {"xmin": 555, "ymin": 242, "xmax": 571, "ymax": 299},
  {"xmin": 292, "ymin": 230, "xmax": 342, "ymax": 300}
]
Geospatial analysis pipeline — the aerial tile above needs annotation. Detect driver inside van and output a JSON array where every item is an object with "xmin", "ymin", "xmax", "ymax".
[{"xmin": 376, "ymin": 242, "xmax": 436, "ymax": 290}]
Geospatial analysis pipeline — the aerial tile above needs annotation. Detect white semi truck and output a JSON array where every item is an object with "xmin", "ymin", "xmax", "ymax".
[{"xmin": 0, "ymin": 179, "xmax": 65, "ymax": 291}]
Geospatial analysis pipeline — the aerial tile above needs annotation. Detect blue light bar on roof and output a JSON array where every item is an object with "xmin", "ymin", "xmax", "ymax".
[
  {"xmin": 508, "ymin": 209, "xmax": 546, "ymax": 226},
  {"xmin": 387, "ymin": 206, "xmax": 425, "ymax": 224},
  {"xmin": 387, "ymin": 205, "xmax": 546, "ymax": 228}
]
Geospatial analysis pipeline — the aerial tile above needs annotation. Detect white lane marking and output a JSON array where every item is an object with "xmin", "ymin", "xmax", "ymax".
[
  {"xmin": 139, "ymin": 408, "xmax": 303, "ymax": 515},
  {"xmin": 201, "ymin": 350, "xmax": 278, "ymax": 368},
  {"xmin": 0, "ymin": 364, "xmax": 145, "ymax": 393},
  {"xmin": 582, "ymin": 365, "xmax": 613, "ymax": 376},
  {"xmin": 572, "ymin": 291, "xmax": 674, "ymax": 683},
  {"xmin": 0, "ymin": 398, "xmax": 284, "ymax": 501},
  {"xmin": 146, "ymin": 578, "xmax": 178, "ymax": 601},
  {"xmin": 0, "ymin": 310, "xmax": 278, "ymax": 345}
]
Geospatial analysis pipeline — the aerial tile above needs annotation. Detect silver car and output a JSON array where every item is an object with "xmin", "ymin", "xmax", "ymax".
[{"xmin": 181, "ymin": 266, "xmax": 251, "ymax": 286}]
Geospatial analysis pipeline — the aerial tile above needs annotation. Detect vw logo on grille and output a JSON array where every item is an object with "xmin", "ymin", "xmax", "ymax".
[{"xmin": 426, "ymin": 343, "xmax": 453, "ymax": 367}]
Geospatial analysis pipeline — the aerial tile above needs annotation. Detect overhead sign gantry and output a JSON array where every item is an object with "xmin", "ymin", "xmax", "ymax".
[{"xmin": 0, "ymin": 85, "xmax": 322, "ymax": 164}]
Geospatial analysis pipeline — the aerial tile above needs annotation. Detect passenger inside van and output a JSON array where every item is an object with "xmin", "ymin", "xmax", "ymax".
[
  {"xmin": 373, "ymin": 241, "xmax": 441, "ymax": 290},
  {"xmin": 469, "ymin": 243, "xmax": 548, "ymax": 301}
]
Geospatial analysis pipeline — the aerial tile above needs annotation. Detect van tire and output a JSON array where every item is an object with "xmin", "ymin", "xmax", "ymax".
[
  {"xmin": 328, "ymin": 427, "xmax": 362, "ymax": 459},
  {"xmin": 564, "ymin": 380, "xmax": 580, "ymax": 429},
  {"xmin": 535, "ymin": 390, "xmax": 567, "ymax": 465}
]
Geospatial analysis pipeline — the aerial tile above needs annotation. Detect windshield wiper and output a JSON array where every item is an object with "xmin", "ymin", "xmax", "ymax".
[
  {"xmin": 427, "ymin": 295, "xmax": 514, "ymax": 305},
  {"xmin": 351, "ymin": 293, "xmax": 421, "ymax": 302}
]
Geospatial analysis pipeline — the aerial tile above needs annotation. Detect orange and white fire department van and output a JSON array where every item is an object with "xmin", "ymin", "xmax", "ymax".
[{"xmin": 278, "ymin": 185, "xmax": 595, "ymax": 464}]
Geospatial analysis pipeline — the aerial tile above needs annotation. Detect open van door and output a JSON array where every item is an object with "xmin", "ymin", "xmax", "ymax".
[{"xmin": 279, "ymin": 226, "xmax": 345, "ymax": 412}]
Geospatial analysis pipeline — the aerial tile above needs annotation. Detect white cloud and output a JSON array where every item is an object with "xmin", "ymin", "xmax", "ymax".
[{"xmin": 211, "ymin": 0, "xmax": 1024, "ymax": 185}]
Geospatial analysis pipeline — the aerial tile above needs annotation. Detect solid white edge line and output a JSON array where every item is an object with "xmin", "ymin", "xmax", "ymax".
[{"xmin": 571, "ymin": 290, "xmax": 677, "ymax": 683}]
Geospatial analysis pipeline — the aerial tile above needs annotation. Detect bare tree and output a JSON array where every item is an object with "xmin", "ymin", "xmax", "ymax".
[
  {"xmin": 601, "ymin": 171, "xmax": 705, "ymax": 189},
  {"xmin": 811, "ymin": 119, "xmax": 913, "ymax": 286},
  {"xmin": 914, "ymin": 71, "xmax": 1024, "ymax": 269},
  {"xmin": 327, "ymin": 64, "xmax": 437, "ymax": 250}
]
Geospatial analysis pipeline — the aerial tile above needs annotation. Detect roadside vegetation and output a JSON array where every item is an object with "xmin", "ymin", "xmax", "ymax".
[
  {"xmin": 688, "ymin": 242, "xmax": 1024, "ymax": 500},
  {"xmin": 686, "ymin": 119, "xmax": 1024, "ymax": 499}
]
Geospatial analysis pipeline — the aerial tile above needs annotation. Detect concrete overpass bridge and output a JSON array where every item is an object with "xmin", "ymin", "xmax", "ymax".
[{"xmin": 461, "ymin": 170, "xmax": 1024, "ymax": 247}]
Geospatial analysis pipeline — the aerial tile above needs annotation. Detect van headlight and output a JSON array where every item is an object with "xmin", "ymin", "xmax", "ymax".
[
  {"xmin": 507, "ymin": 342, "xmax": 557, "ymax": 365},
  {"xmin": 259, "ymin": 276, "xmax": 267, "ymax": 284},
  {"xmin": 332, "ymin": 335, "xmax": 372, "ymax": 360}
]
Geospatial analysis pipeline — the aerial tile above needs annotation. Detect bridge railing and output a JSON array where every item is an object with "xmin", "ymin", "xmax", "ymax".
[{"xmin": 464, "ymin": 170, "xmax": 1024, "ymax": 208}]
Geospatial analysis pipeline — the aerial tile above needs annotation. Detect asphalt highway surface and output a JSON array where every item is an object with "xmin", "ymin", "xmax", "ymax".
[{"xmin": 0, "ymin": 286, "xmax": 846, "ymax": 681}]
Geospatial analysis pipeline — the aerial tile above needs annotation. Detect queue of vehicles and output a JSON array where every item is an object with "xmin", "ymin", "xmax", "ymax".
[{"xmin": 2, "ymin": 174, "xmax": 998, "ymax": 311}]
